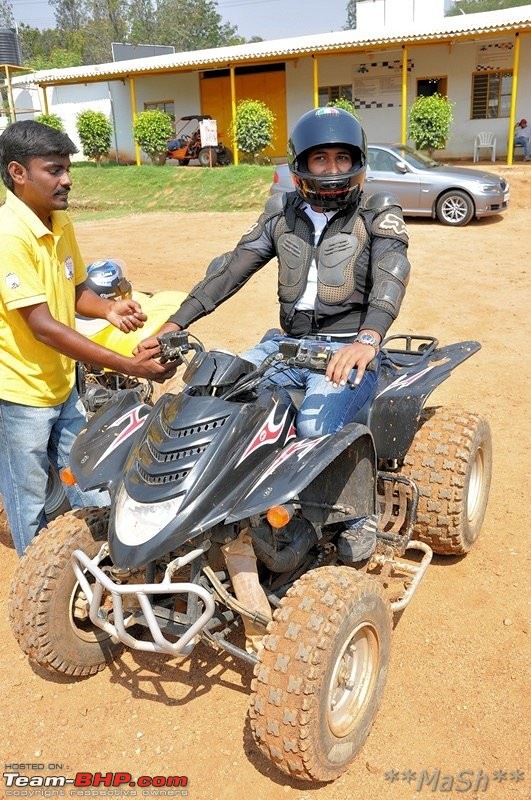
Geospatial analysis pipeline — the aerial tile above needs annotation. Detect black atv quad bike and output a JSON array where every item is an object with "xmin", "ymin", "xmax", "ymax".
[{"xmin": 9, "ymin": 331, "xmax": 492, "ymax": 783}]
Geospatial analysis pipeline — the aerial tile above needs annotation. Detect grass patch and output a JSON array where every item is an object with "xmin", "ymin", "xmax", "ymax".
[{"xmin": 0, "ymin": 162, "xmax": 275, "ymax": 220}]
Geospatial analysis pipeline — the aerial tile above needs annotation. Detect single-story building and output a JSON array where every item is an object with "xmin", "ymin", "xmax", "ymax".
[{"xmin": 3, "ymin": 0, "xmax": 531, "ymax": 164}]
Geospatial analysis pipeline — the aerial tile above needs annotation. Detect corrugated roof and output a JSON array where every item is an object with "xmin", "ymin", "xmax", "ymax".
[{"xmin": 20, "ymin": 5, "xmax": 531, "ymax": 86}]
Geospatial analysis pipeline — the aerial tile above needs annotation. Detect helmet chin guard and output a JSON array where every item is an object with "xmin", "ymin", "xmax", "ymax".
[
  {"xmin": 288, "ymin": 107, "xmax": 367, "ymax": 211},
  {"xmin": 294, "ymin": 170, "xmax": 364, "ymax": 211}
]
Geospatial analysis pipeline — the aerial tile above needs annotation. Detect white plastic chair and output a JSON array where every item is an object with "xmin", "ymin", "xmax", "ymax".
[{"xmin": 473, "ymin": 132, "xmax": 496, "ymax": 163}]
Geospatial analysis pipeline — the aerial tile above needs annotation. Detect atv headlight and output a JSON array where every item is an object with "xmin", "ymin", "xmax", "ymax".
[{"xmin": 114, "ymin": 482, "xmax": 183, "ymax": 545}]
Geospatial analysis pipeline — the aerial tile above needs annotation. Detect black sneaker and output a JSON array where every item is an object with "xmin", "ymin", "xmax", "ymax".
[{"xmin": 337, "ymin": 515, "xmax": 378, "ymax": 563}]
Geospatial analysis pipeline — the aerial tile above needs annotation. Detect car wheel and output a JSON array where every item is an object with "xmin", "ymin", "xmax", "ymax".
[{"xmin": 435, "ymin": 190, "xmax": 475, "ymax": 226}]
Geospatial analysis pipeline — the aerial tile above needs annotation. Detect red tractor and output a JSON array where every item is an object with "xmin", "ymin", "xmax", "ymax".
[{"xmin": 166, "ymin": 114, "xmax": 233, "ymax": 166}]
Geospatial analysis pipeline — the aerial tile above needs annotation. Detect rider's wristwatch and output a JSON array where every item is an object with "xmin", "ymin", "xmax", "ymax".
[{"xmin": 355, "ymin": 332, "xmax": 380, "ymax": 355}]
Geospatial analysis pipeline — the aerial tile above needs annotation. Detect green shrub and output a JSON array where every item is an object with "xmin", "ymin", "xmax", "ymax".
[
  {"xmin": 133, "ymin": 110, "xmax": 174, "ymax": 165},
  {"xmin": 76, "ymin": 110, "xmax": 112, "ymax": 165},
  {"xmin": 328, "ymin": 97, "xmax": 360, "ymax": 119},
  {"xmin": 35, "ymin": 113, "xmax": 65, "ymax": 131},
  {"xmin": 408, "ymin": 93, "xmax": 454, "ymax": 155},
  {"xmin": 230, "ymin": 99, "xmax": 275, "ymax": 163}
]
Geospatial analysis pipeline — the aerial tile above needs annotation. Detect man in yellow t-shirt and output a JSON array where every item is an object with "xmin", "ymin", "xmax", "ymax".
[{"xmin": 0, "ymin": 121, "xmax": 175, "ymax": 556}]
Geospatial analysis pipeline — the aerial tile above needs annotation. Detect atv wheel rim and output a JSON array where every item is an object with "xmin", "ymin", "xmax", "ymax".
[
  {"xmin": 327, "ymin": 621, "xmax": 379, "ymax": 738},
  {"xmin": 468, "ymin": 445, "xmax": 486, "ymax": 526},
  {"xmin": 68, "ymin": 578, "xmax": 112, "ymax": 644}
]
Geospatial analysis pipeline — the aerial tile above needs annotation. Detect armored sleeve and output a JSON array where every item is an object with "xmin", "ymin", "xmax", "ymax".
[
  {"xmin": 168, "ymin": 194, "xmax": 284, "ymax": 328},
  {"xmin": 361, "ymin": 193, "xmax": 411, "ymax": 338}
]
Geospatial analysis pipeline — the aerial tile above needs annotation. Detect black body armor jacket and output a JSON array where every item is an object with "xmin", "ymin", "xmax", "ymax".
[{"xmin": 169, "ymin": 190, "xmax": 410, "ymax": 340}]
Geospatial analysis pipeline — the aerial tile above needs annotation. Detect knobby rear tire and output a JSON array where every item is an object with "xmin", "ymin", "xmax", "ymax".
[{"xmin": 398, "ymin": 407, "xmax": 492, "ymax": 554}]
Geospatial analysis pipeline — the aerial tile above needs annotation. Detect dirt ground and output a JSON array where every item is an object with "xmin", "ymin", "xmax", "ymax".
[{"xmin": 1, "ymin": 164, "xmax": 530, "ymax": 800}]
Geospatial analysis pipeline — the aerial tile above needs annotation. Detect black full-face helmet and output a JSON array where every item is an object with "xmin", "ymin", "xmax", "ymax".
[
  {"xmin": 287, "ymin": 107, "xmax": 367, "ymax": 210},
  {"xmin": 85, "ymin": 260, "xmax": 132, "ymax": 300}
]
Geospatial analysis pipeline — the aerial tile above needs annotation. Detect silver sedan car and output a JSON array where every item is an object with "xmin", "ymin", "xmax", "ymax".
[{"xmin": 270, "ymin": 144, "xmax": 510, "ymax": 226}]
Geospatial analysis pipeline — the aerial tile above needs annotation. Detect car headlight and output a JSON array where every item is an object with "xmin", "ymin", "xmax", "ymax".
[
  {"xmin": 480, "ymin": 183, "xmax": 500, "ymax": 194},
  {"xmin": 114, "ymin": 481, "xmax": 183, "ymax": 545}
]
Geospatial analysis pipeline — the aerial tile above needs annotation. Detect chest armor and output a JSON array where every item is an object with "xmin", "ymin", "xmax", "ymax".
[{"xmin": 274, "ymin": 211, "xmax": 369, "ymax": 306}]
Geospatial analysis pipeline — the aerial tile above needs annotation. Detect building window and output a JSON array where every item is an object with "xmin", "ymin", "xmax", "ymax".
[
  {"xmin": 471, "ymin": 71, "xmax": 512, "ymax": 119},
  {"xmin": 144, "ymin": 100, "xmax": 175, "ymax": 120},
  {"xmin": 318, "ymin": 85, "xmax": 353, "ymax": 106},
  {"xmin": 417, "ymin": 77, "xmax": 447, "ymax": 97}
]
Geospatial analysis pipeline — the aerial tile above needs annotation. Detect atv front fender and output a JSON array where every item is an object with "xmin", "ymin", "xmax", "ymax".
[
  {"xmin": 70, "ymin": 390, "xmax": 152, "ymax": 491},
  {"xmin": 225, "ymin": 422, "xmax": 377, "ymax": 524}
]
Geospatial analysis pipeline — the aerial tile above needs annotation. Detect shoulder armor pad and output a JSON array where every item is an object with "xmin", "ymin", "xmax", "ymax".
[
  {"xmin": 362, "ymin": 191, "xmax": 401, "ymax": 212},
  {"xmin": 264, "ymin": 191, "xmax": 287, "ymax": 217}
]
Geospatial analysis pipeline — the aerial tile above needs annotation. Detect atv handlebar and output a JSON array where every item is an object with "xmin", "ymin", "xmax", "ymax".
[
  {"xmin": 158, "ymin": 330, "xmax": 201, "ymax": 363},
  {"xmin": 158, "ymin": 331, "xmax": 377, "ymax": 386},
  {"xmin": 275, "ymin": 339, "xmax": 378, "ymax": 375}
]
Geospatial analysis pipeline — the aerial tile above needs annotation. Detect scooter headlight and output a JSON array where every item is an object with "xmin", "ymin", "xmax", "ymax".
[{"xmin": 114, "ymin": 482, "xmax": 183, "ymax": 545}]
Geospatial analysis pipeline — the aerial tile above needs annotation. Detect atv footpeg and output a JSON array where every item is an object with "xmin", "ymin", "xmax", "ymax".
[
  {"xmin": 370, "ymin": 540, "xmax": 432, "ymax": 612},
  {"xmin": 370, "ymin": 470, "xmax": 432, "ymax": 610}
]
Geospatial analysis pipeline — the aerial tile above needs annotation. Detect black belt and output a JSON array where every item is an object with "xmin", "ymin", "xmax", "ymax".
[{"xmin": 305, "ymin": 332, "xmax": 359, "ymax": 344}]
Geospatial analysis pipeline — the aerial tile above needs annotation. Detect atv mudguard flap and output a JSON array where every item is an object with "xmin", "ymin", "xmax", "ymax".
[{"xmin": 69, "ymin": 390, "xmax": 152, "ymax": 491}]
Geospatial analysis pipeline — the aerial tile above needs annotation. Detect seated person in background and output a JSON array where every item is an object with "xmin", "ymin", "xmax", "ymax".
[{"xmin": 514, "ymin": 118, "xmax": 531, "ymax": 160}]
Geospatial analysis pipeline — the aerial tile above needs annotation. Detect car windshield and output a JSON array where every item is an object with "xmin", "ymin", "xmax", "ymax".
[{"xmin": 396, "ymin": 146, "xmax": 442, "ymax": 170}]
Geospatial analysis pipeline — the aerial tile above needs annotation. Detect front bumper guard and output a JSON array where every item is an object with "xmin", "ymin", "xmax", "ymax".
[{"xmin": 72, "ymin": 545, "xmax": 215, "ymax": 657}]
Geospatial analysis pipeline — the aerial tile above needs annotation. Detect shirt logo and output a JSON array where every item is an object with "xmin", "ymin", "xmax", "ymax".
[
  {"xmin": 64, "ymin": 256, "xmax": 74, "ymax": 280},
  {"xmin": 5, "ymin": 272, "xmax": 20, "ymax": 290}
]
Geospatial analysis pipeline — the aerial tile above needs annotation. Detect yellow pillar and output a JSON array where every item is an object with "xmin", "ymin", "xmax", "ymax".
[
  {"xmin": 312, "ymin": 56, "xmax": 319, "ymax": 108},
  {"xmin": 230, "ymin": 65, "xmax": 238, "ymax": 165},
  {"xmin": 5, "ymin": 65, "xmax": 16, "ymax": 122},
  {"xmin": 401, "ymin": 45, "xmax": 408, "ymax": 145},
  {"xmin": 507, "ymin": 32, "xmax": 521, "ymax": 166},
  {"xmin": 128, "ymin": 76, "xmax": 141, "ymax": 166}
]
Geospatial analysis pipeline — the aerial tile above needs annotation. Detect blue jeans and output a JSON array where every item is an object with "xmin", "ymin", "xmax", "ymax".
[
  {"xmin": 514, "ymin": 135, "xmax": 530, "ymax": 157},
  {"xmin": 241, "ymin": 334, "xmax": 379, "ymax": 438},
  {"xmin": 0, "ymin": 388, "xmax": 109, "ymax": 556}
]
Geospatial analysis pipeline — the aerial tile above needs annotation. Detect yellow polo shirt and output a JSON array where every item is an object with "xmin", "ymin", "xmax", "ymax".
[{"xmin": 0, "ymin": 191, "xmax": 87, "ymax": 406}]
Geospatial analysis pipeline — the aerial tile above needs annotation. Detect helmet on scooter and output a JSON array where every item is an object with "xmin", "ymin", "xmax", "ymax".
[
  {"xmin": 287, "ymin": 107, "xmax": 367, "ymax": 211},
  {"xmin": 85, "ymin": 260, "xmax": 132, "ymax": 300}
]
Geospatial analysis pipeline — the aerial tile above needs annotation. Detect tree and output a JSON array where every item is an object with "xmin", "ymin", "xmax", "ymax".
[
  {"xmin": 0, "ymin": 0, "xmax": 14, "ymax": 27},
  {"xmin": 345, "ymin": 0, "xmax": 357, "ymax": 29},
  {"xmin": 127, "ymin": 0, "xmax": 157, "ymax": 44},
  {"xmin": 35, "ymin": 112, "xmax": 65, "ymax": 131},
  {"xmin": 446, "ymin": 0, "xmax": 529, "ymax": 14},
  {"xmin": 153, "ymin": 0, "xmax": 244, "ymax": 51},
  {"xmin": 50, "ymin": 0, "xmax": 89, "ymax": 31},
  {"xmin": 231, "ymin": 99, "xmax": 275, "ymax": 163},
  {"xmin": 133, "ymin": 109, "xmax": 173, "ymax": 164},
  {"xmin": 328, "ymin": 97, "xmax": 360, "ymax": 119},
  {"xmin": 408, "ymin": 93, "xmax": 454, "ymax": 155},
  {"xmin": 76, "ymin": 110, "xmax": 113, "ymax": 164},
  {"xmin": 18, "ymin": 24, "xmax": 84, "ymax": 69}
]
